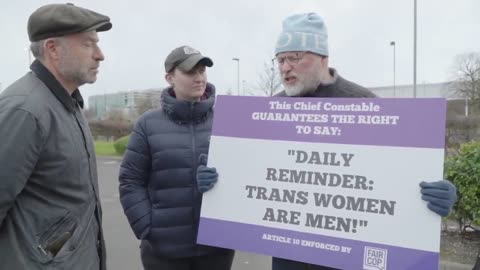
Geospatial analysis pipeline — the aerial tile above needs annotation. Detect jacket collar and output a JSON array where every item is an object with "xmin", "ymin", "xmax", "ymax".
[
  {"xmin": 30, "ymin": 60, "xmax": 84, "ymax": 113},
  {"xmin": 161, "ymin": 83, "xmax": 215, "ymax": 123}
]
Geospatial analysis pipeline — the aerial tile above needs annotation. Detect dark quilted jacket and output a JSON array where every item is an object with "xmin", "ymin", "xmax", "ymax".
[{"xmin": 119, "ymin": 84, "xmax": 227, "ymax": 257}]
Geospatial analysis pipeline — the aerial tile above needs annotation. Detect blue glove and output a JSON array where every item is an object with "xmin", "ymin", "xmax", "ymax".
[
  {"xmin": 420, "ymin": 180, "xmax": 457, "ymax": 217},
  {"xmin": 196, "ymin": 154, "xmax": 218, "ymax": 193}
]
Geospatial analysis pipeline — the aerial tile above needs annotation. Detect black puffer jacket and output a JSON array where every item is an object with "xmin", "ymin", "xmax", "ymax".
[{"xmin": 119, "ymin": 83, "xmax": 228, "ymax": 257}]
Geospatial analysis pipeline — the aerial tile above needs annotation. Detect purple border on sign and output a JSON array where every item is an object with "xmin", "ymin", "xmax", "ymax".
[
  {"xmin": 198, "ymin": 217, "xmax": 439, "ymax": 270},
  {"xmin": 212, "ymin": 96, "xmax": 446, "ymax": 149}
]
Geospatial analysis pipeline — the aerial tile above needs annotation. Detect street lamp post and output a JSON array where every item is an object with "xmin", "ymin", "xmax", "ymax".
[
  {"xmin": 390, "ymin": 41, "xmax": 396, "ymax": 97},
  {"xmin": 413, "ymin": 0, "xmax": 417, "ymax": 98},
  {"xmin": 232, "ymin": 58, "xmax": 240, "ymax": 95},
  {"xmin": 465, "ymin": 98, "xmax": 469, "ymax": 116},
  {"xmin": 465, "ymin": 92, "xmax": 471, "ymax": 117},
  {"xmin": 103, "ymin": 90, "xmax": 107, "ymax": 119}
]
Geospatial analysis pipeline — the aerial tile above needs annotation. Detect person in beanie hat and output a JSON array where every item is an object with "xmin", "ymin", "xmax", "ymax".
[
  {"xmin": 274, "ymin": 12, "xmax": 374, "ymax": 98},
  {"xmin": 271, "ymin": 13, "xmax": 457, "ymax": 270},
  {"xmin": 0, "ymin": 3, "xmax": 111, "ymax": 270},
  {"xmin": 119, "ymin": 45, "xmax": 234, "ymax": 270}
]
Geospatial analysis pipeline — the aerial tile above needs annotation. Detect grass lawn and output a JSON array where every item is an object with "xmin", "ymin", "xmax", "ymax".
[{"xmin": 94, "ymin": 141, "xmax": 119, "ymax": 156}]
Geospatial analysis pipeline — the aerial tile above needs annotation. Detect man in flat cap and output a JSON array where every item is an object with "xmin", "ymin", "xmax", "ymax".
[{"xmin": 0, "ymin": 3, "xmax": 112, "ymax": 270}]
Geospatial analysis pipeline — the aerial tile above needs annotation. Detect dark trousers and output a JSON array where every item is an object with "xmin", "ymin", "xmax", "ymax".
[
  {"xmin": 473, "ymin": 254, "xmax": 480, "ymax": 270},
  {"xmin": 141, "ymin": 247, "xmax": 234, "ymax": 270},
  {"xmin": 272, "ymin": 257, "xmax": 338, "ymax": 270}
]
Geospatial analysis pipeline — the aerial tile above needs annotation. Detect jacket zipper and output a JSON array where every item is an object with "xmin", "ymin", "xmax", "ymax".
[
  {"xmin": 37, "ymin": 213, "xmax": 71, "ymax": 256},
  {"xmin": 190, "ymin": 102, "xmax": 200, "ymax": 253}
]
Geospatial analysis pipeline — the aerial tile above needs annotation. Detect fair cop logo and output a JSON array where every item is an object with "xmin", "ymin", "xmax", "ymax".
[{"xmin": 363, "ymin": 246, "xmax": 388, "ymax": 270}]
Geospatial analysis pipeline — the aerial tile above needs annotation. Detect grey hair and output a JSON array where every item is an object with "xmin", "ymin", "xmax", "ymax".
[
  {"xmin": 30, "ymin": 37, "xmax": 66, "ymax": 60},
  {"xmin": 30, "ymin": 40, "xmax": 45, "ymax": 59}
]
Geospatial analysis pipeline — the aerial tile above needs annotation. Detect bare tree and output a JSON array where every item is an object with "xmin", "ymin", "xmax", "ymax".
[
  {"xmin": 82, "ymin": 107, "xmax": 96, "ymax": 121},
  {"xmin": 254, "ymin": 61, "xmax": 282, "ymax": 96},
  {"xmin": 225, "ymin": 88, "xmax": 234, "ymax": 96},
  {"xmin": 445, "ymin": 115, "xmax": 480, "ymax": 149},
  {"xmin": 88, "ymin": 109, "xmax": 132, "ymax": 141},
  {"xmin": 88, "ymin": 119, "xmax": 133, "ymax": 141},
  {"xmin": 105, "ymin": 108, "xmax": 128, "ymax": 122},
  {"xmin": 450, "ymin": 52, "xmax": 480, "ymax": 101},
  {"xmin": 136, "ymin": 96, "xmax": 156, "ymax": 116}
]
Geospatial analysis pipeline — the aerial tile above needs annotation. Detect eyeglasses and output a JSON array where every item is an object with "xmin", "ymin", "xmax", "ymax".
[{"xmin": 272, "ymin": 52, "xmax": 306, "ymax": 66}]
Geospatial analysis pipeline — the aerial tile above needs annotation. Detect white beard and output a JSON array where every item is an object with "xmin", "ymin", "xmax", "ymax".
[
  {"xmin": 283, "ymin": 77, "xmax": 321, "ymax": 96},
  {"xmin": 284, "ymin": 83, "xmax": 307, "ymax": 96},
  {"xmin": 282, "ymin": 61, "xmax": 324, "ymax": 96}
]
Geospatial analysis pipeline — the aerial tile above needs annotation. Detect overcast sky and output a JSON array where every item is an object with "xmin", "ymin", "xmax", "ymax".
[{"xmin": 1, "ymin": 0, "xmax": 478, "ymax": 107}]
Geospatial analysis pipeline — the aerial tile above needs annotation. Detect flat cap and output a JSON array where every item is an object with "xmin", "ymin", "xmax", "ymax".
[{"xmin": 28, "ymin": 3, "xmax": 112, "ymax": 42}]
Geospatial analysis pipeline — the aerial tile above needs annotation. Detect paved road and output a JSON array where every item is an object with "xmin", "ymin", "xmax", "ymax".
[
  {"xmin": 98, "ymin": 156, "xmax": 270, "ymax": 270},
  {"xmin": 97, "ymin": 156, "xmax": 474, "ymax": 270}
]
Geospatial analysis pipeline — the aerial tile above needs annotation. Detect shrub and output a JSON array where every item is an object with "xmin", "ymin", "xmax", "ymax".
[
  {"xmin": 445, "ymin": 141, "xmax": 480, "ymax": 232},
  {"xmin": 113, "ymin": 135, "xmax": 130, "ymax": 155}
]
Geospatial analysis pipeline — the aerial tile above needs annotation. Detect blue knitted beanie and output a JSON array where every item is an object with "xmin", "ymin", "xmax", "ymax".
[{"xmin": 275, "ymin": 13, "xmax": 329, "ymax": 56}]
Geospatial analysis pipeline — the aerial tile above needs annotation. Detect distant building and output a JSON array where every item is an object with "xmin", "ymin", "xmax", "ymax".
[
  {"xmin": 369, "ymin": 81, "xmax": 462, "ymax": 100},
  {"xmin": 88, "ymin": 88, "xmax": 163, "ymax": 120},
  {"xmin": 87, "ymin": 82, "xmax": 468, "ymax": 120},
  {"xmin": 369, "ymin": 81, "xmax": 472, "ymax": 116}
]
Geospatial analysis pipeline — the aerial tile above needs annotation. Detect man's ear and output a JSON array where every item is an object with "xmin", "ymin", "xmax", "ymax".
[{"xmin": 44, "ymin": 38, "xmax": 62, "ymax": 61}]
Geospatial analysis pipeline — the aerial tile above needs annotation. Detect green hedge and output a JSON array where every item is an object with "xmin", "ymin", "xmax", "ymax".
[
  {"xmin": 113, "ymin": 135, "xmax": 130, "ymax": 155},
  {"xmin": 445, "ymin": 141, "xmax": 480, "ymax": 231}
]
